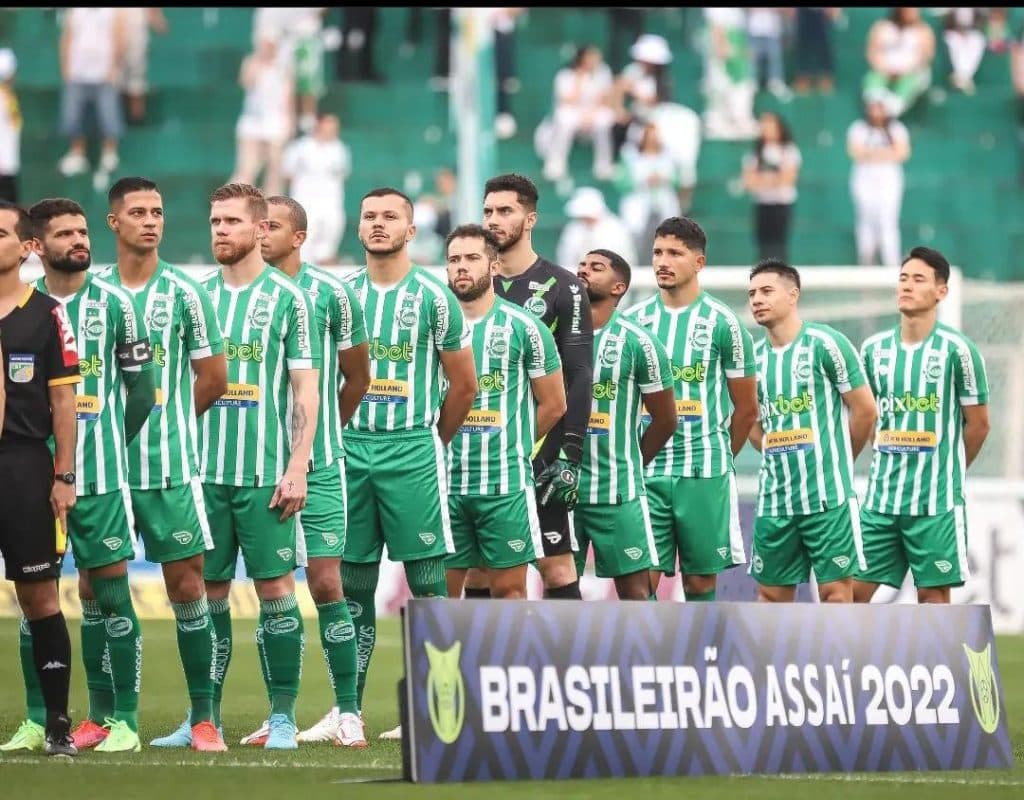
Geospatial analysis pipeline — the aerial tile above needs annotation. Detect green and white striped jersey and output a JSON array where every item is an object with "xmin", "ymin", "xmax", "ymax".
[
  {"xmin": 198, "ymin": 265, "xmax": 320, "ymax": 487},
  {"xmin": 625, "ymin": 290, "xmax": 755, "ymax": 478},
  {"xmin": 582, "ymin": 310, "xmax": 673, "ymax": 505},
  {"xmin": 754, "ymin": 322, "xmax": 867, "ymax": 516},
  {"xmin": 449, "ymin": 296, "xmax": 561, "ymax": 496},
  {"xmin": 291, "ymin": 263, "xmax": 367, "ymax": 470},
  {"xmin": 36, "ymin": 272, "xmax": 154, "ymax": 496},
  {"xmin": 345, "ymin": 265, "xmax": 470, "ymax": 434},
  {"xmin": 861, "ymin": 323, "xmax": 988, "ymax": 516},
  {"xmin": 98, "ymin": 260, "xmax": 224, "ymax": 491}
]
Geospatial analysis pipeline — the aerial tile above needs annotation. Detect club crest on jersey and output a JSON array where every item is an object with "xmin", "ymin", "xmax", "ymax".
[
  {"xmin": 398, "ymin": 295, "xmax": 420, "ymax": 329},
  {"xmin": 249, "ymin": 295, "xmax": 272, "ymax": 328},
  {"xmin": 523, "ymin": 296, "xmax": 547, "ymax": 317},
  {"xmin": 8, "ymin": 353, "xmax": 34, "ymax": 383},
  {"xmin": 794, "ymin": 358, "xmax": 813, "ymax": 381},
  {"xmin": 599, "ymin": 336, "xmax": 622, "ymax": 367},
  {"xmin": 926, "ymin": 355, "xmax": 943, "ymax": 381},
  {"xmin": 83, "ymin": 306, "xmax": 105, "ymax": 339},
  {"xmin": 486, "ymin": 328, "xmax": 509, "ymax": 358},
  {"xmin": 689, "ymin": 323, "xmax": 711, "ymax": 349},
  {"xmin": 147, "ymin": 295, "xmax": 172, "ymax": 330}
]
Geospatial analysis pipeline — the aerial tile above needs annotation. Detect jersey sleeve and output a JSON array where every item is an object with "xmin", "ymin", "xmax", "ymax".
[
  {"xmin": 818, "ymin": 329, "xmax": 865, "ymax": 394},
  {"xmin": 431, "ymin": 287, "xmax": 471, "ymax": 352},
  {"xmin": 285, "ymin": 289, "xmax": 320, "ymax": 370},
  {"xmin": 113, "ymin": 294, "xmax": 154, "ymax": 374},
  {"xmin": 954, "ymin": 338, "xmax": 989, "ymax": 406},
  {"xmin": 523, "ymin": 316, "xmax": 562, "ymax": 379},
  {"xmin": 635, "ymin": 330, "xmax": 674, "ymax": 394},
  {"xmin": 44, "ymin": 302, "xmax": 82, "ymax": 387},
  {"xmin": 333, "ymin": 281, "xmax": 367, "ymax": 351},
  {"xmin": 718, "ymin": 311, "xmax": 755, "ymax": 379},
  {"xmin": 183, "ymin": 283, "xmax": 225, "ymax": 360}
]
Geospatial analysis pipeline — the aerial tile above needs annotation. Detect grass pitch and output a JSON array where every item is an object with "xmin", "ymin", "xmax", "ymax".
[{"xmin": 0, "ymin": 618, "xmax": 1021, "ymax": 800}]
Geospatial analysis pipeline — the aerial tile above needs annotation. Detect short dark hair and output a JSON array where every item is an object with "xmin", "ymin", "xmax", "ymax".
[
  {"xmin": 0, "ymin": 199, "xmax": 32, "ymax": 240},
  {"xmin": 209, "ymin": 182, "xmax": 268, "ymax": 221},
  {"xmin": 266, "ymin": 195, "xmax": 308, "ymax": 233},
  {"xmin": 483, "ymin": 173, "xmax": 538, "ymax": 212},
  {"xmin": 588, "ymin": 248, "xmax": 632, "ymax": 293},
  {"xmin": 28, "ymin": 197, "xmax": 87, "ymax": 239},
  {"xmin": 653, "ymin": 216, "xmax": 707, "ymax": 255},
  {"xmin": 902, "ymin": 246, "xmax": 950, "ymax": 284},
  {"xmin": 108, "ymin": 176, "xmax": 159, "ymax": 209},
  {"xmin": 360, "ymin": 186, "xmax": 414, "ymax": 220},
  {"xmin": 445, "ymin": 223, "xmax": 500, "ymax": 262},
  {"xmin": 750, "ymin": 257, "xmax": 801, "ymax": 290}
]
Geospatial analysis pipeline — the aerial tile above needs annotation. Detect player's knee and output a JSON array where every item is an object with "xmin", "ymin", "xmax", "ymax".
[
  {"xmin": 306, "ymin": 563, "xmax": 342, "ymax": 604},
  {"xmin": 77, "ymin": 571, "xmax": 94, "ymax": 601},
  {"xmin": 818, "ymin": 580, "xmax": 853, "ymax": 603},
  {"xmin": 614, "ymin": 575, "xmax": 650, "ymax": 601},
  {"xmin": 463, "ymin": 567, "xmax": 489, "ymax": 590},
  {"xmin": 852, "ymin": 580, "xmax": 878, "ymax": 603},
  {"xmin": 757, "ymin": 584, "xmax": 794, "ymax": 603},
  {"xmin": 162, "ymin": 556, "xmax": 205, "ymax": 603},
  {"xmin": 917, "ymin": 586, "xmax": 950, "ymax": 604},
  {"xmin": 538, "ymin": 554, "xmax": 577, "ymax": 588},
  {"xmin": 682, "ymin": 574, "xmax": 716, "ymax": 595},
  {"xmin": 15, "ymin": 581, "xmax": 61, "ymax": 620},
  {"xmin": 254, "ymin": 574, "xmax": 295, "ymax": 600}
]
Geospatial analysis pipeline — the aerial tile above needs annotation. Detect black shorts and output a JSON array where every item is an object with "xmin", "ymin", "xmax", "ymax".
[
  {"xmin": 534, "ymin": 488, "xmax": 578, "ymax": 558},
  {"xmin": 0, "ymin": 438, "xmax": 61, "ymax": 581}
]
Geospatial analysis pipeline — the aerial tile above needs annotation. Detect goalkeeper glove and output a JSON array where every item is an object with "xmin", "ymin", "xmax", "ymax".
[{"xmin": 536, "ymin": 449, "xmax": 581, "ymax": 510}]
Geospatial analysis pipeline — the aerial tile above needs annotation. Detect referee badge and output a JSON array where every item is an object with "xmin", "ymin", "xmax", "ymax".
[{"xmin": 8, "ymin": 353, "xmax": 34, "ymax": 383}]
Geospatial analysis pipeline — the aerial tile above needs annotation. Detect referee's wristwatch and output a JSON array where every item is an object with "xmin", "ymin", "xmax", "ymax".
[{"xmin": 54, "ymin": 471, "xmax": 76, "ymax": 485}]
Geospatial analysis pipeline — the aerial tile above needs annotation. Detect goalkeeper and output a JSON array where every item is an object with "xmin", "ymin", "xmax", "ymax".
[{"xmin": 464, "ymin": 172, "xmax": 594, "ymax": 599}]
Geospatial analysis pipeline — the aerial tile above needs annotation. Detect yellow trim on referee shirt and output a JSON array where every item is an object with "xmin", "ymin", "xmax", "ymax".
[{"xmin": 47, "ymin": 374, "xmax": 82, "ymax": 387}]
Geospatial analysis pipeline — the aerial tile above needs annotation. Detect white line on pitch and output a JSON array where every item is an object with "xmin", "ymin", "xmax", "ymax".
[
  {"xmin": 0, "ymin": 756, "xmax": 398, "ymax": 770},
  {"xmin": 762, "ymin": 773, "xmax": 1022, "ymax": 787}
]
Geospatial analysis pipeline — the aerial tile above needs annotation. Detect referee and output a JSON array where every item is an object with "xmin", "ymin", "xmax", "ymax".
[{"xmin": 0, "ymin": 200, "xmax": 80, "ymax": 757}]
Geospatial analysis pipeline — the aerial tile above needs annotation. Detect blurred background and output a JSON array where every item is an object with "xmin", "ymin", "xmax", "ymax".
[{"xmin": 0, "ymin": 7, "xmax": 1022, "ymax": 275}]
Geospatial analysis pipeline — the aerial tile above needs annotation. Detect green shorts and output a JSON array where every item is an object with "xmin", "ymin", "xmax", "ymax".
[
  {"xmin": 447, "ymin": 489, "xmax": 541, "ymax": 570},
  {"xmin": 646, "ymin": 472, "xmax": 746, "ymax": 577},
  {"xmin": 573, "ymin": 497, "xmax": 658, "ymax": 578},
  {"xmin": 751, "ymin": 498, "xmax": 865, "ymax": 587},
  {"xmin": 67, "ymin": 486, "xmax": 136, "ymax": 570},
  {"xmin": 856, "ymin": 505, "xmax": 968, "ymax": 589},
  {"xmin": 294, "ymin": 35, "xmax": 325, "ymax": 99},
  {"xmin": 202, "ymin": 484, "xmax": 301, "ymax": 582},
  {"xmin": 131, "ymin": 478, "xmax": 212, "ymax": 564},
  {"xmin": 344, "ymin": 430, "xmax": 453, "ymax": 564},
  {"xmin": 299, "ymin": 459, "xmax": 347, "ymax": 560}
]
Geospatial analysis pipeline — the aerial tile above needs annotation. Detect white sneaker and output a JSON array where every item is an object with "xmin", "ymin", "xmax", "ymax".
[
  {"xmin": 58, "ymin": 152, "xmax": 89, "ymax": 177},
  {"xmin": 99, "ymin": 150, "xmax": 119, "ymax": 173},
  {"xmin": 378, "ymin": 723, "xmax": 402, "ymax": 741},
  {"xmin": 239, "ymin": 719, "xmax": 270, "ymax": 746},
  {"xmin": 296, "ymin": 707, "xmax": 341, "ymax": 743},
  {"xmin": 335, "ymin": 712, "xmax": 368, "ymax": 749}
]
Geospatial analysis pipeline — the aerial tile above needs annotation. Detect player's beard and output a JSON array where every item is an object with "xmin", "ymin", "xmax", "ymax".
[
  {"xmin": 449, "ymin": 273, "xmax": 492, "ymax": 302},
  {"xmin": 49, "ymin": 248, "xmax": 91, "ymax": 273},
  {"xmin": 214, "ymin": 233, "xmax": 257, "ymax": 266},
  {"xmin": 585, "ymin": 285, "xmax": 609, "ymax": 303},
  {"xmin": 495, "ymin": 220, "xmax": 524, "ymax": 253},
  {"xmin": 360, "ymin": 232, "xmax": 406, "ymax": 257}
]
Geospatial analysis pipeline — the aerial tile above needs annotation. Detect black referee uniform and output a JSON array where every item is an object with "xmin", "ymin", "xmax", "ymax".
[{"xmin": 0, "ymin": 286, "xmax": 81, "ymax": 581}]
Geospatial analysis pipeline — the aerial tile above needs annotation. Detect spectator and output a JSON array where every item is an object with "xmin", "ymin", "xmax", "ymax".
[
  {"xmin": 338, "ymin": 7, "xmax": 382, "ymax": 82},
  {"xmin": 541, "ymin": 44, "xmax": 616, "ymax": 182},
  {"xmin": 617, "ymin": 122, "xmax": 681, "ymax": 259},
  {"xmin": 863, "ymin": 7, "xmax": 936, "ymax": 119},
  {"xmin": 282, "ymin": 113, "xmax": 351, "ymax": 266},
  {"xmin": 493, "ymin": 8, "xmax": 525, "ymax": 140},
  {"xmin": 793, "ymin": 8, "xmax": 840, "ymax": 94},
  {"xmin": 645, "ymin": 100, "xmax": 701, "ymax": 215},
  {"xmin": 847, "ymin": 98, "xmax": 911, "ymax": 267},
  {"xmin": 254, "ymin": 8, "xmax": 328, "ymax": 133},
  {"xmin": 942, "ymin": 8, "xmax": 987, "ymax": 95},
  {"xmin": 58, "ymin": 7, "xmax": 125, "ymax": 177},
  {"xmin": 611, "ymin": 33, "xmax": 673, "ymax": 158},
  {"xmin": 987, "ymin": 8, "xmax": 1011, "ymax": 54},
  {"xmin": 556, "ymin": 186, "xmax": 637, "ymax": 270},
  {"xmin": 119, "ymin": 8, "xmax": 168, "ymax": 125},
  {"xmin": 231, "ymin": 37, "xmax": 294, "ymax": 197},
  {"xmin": 702, "ymin": 8, "xmax": 759, "ymax": 140},
  {"xmin": 741, "ymin": 111, "xmax": 801, "ymax": 262},
  {"xmin": 409, "ymin": 167, "xmax": 457, "ymax": 267},
  {"xmin": 1011, "ymin": 19, "xmax": 1024, "ymax": 183},
  {"xmin": 0, "ymin": 48, "xmax": 19, "ymax": 202},
  {"xmin": 746, "ymin": 7, "xmax": 793, "ymax": 101}
]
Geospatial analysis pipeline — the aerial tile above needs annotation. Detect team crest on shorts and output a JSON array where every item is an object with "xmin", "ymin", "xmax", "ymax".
[{"xmin": 8, "ymin": 353, "xmax": 34, "ymax": 383}]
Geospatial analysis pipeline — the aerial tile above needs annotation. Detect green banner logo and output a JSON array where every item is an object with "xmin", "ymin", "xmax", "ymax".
[{"xmin": 426, "ymin": 641, "xmax": 465, "ymax": 744}]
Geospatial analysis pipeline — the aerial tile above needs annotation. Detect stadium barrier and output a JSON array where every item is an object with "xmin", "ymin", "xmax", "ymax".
[{"xmin": 400, "ymin": 598, "xmax": 1014, "ymax": 782}]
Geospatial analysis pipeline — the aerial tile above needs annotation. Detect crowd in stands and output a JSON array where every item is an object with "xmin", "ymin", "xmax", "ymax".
[{"xmin": 0, "ymin": 8, "xmax": 1022, "ymax": 268}]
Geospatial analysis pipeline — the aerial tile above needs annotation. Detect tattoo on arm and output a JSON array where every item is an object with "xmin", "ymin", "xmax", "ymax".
[{"xmin": 291, "ymin": 402, "xmax": 307, "ymax": 445}]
